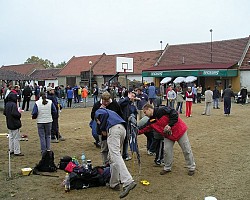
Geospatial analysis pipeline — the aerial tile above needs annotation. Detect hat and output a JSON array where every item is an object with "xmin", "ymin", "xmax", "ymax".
[{"xmin": 47, "ymin": 86, "xmax": 55, "ymax": 92}]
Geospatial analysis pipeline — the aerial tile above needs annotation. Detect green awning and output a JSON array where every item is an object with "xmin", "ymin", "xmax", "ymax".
[{"xmin": 142, "ymin": 69, "xmax": 238, "ymax": 77}]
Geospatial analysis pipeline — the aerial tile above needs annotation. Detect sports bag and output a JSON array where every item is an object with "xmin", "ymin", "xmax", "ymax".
[
  {"xmin": 69, "ymin": 166, "xmax": 110, "ymax": 190},
  {"xmin": 35, "ymin": 150, "xmax": 57, "ymax": 172},
  {"xmin": 58, "ymin": 156, "xmax": 72, "ymax": 170}
]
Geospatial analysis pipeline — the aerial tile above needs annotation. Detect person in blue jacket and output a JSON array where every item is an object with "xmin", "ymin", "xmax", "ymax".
[{"xmin": 95, "ymin": 108, "xmax": 136, "ymax": 198}]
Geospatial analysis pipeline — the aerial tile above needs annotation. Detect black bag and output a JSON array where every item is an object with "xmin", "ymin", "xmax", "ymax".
[
  {"xmin": 69, "ymin": 166, "xmax": 109, "ymax": 190},
  {"xmin": 58, "ymin": 156, "xmax": 72, "ymax": 170},
  {"xmin": 35, "ymin": 150, "xmax": 57, "ymax": 172}
]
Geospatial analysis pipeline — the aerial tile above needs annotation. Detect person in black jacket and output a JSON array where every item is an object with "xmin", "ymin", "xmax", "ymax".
[
  {"xmin": 213, "ymin": 85, "xmax": 221, "ymax": 109},
  {"xmin": 118, "ymin": 90, "xmax": 137, "ymax": 161},
  {"xmin": 47, "ymin": 87, "xmax": 65, "ymax": 142},
  {"xmin": 91, "ymin": 91, "xmax": 123, "ymax": 164},
  {"xmin": 22, "ymin": 85, "xmax": 33, "ymax": 111},
  {"xmin": 4, "ymin": 92, "xmax": 24, "ymax": 156}
]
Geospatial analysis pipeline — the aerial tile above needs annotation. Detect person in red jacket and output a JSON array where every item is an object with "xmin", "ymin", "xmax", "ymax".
[
  {"xmin": 139, "ymin": 103, "xmax": 196, "ymax": 176},
  {"xmin": 185, "ymin": 87, "xmax": 194, "ymax": 117}
]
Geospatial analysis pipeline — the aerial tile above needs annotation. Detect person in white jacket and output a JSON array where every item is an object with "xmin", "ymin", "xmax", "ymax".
[
  {"xmin": 202, "ymin": 86, "xmax": 213, "ymax": 116},
  {"xmin": 32, "ymin": 91, "xmax": 57, "ymax": 154}
]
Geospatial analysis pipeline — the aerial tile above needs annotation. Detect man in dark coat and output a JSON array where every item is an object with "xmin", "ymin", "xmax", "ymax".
[
  {"xmin": 4, "ymin": 92, "xmax": 24, "ymax": 156},
  {"xmin": 22, "ymin": 85, "xmax": 32, "ymax": 111}
]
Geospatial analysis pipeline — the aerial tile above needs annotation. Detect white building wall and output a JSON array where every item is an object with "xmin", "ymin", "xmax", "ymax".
[{"xmin": 240, "ymin": 71, "xmax": 250, "ymax": 92}]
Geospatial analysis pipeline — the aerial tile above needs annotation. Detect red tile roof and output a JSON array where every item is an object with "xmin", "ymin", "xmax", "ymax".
[
  {"xmin": 93, "ymin": 50, "xmax": 162, "ymax": 75},
  {"xmin": 1, "ymin": 63, "xmax": 45, "ymax": 75},
  {"xmin": 30, "ymin": 68, "xmax": 61, "ymax": 80},
  {"xmin": 151, "ymin": 37, "xmax": 250, "ymax": 71},
  {"xmin": 0, "ymin": 68, "xmax": 35, "ymax": 81},
  {"xmin": 146, "ymin": 62, "xmax": 237, "ymax": 71},
  {"xmin": 57, "ymin": 54, "xmax": 105, "ymax": 76}
]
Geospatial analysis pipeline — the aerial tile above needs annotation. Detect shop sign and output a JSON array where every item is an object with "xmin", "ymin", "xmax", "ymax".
[
  {"xmin": 151, "ymin": 72, "xmax": 163, "ymax": 77},
  {"xmin": 203, "ymin": 70, "xmax": 220, "ymax": 76}
]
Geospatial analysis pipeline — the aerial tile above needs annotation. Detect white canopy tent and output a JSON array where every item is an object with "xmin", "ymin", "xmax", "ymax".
[
  {"xmin": 173, "ymin": 77, "xmax": 185, "ymax": 84},
  {"xmin": 184, "ymin": 76, "xmax": 197, "ymax": 83},
  {"xmin": 160, "ymin": 77, "xmax": 172, "ymax": 84}
]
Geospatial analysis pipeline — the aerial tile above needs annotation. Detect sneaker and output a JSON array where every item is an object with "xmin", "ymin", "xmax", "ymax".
[
  {"xmin": 147, "ymin": 150, "xmax": 155, "ymax": 156},
  {"xmin": 154, "ymin": 160, "xmax": 161, "ymax": 165},
  {"xmin": 160, "ymin": 170, "xmax": 171, "ymax": 175},
  {"xmin": 59, "ymin": 137, "xmax": 65, "ymax": 141},
  {"xmin": 14, "ymin": 153, "xmax": 24, "ymax": 156},
  {"xmin": 124, "ymin": 156, "xmax": 132, "ymax": 161},
  {"xmin": 188, "ymin": 171, "xmax": 195, "ymax": 176},
  {"xmin": 51, "ymin": 139, "xmax": 59, "ymax": 143},
  {"xmin": 94, "ymin": 142, "xmax": 101, "ymax": 148},
  {"xmin": 110, "ymin": 184, "xmax": 120, "ymax": 191},
  {"xmin": 119, "ymin": 181, "xmax": 137, "ymax": 198}
]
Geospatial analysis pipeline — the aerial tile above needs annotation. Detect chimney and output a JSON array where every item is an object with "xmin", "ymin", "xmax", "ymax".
[{"xmin": 182, "ymin": 57, "xmax": 185, "ymax": 64}]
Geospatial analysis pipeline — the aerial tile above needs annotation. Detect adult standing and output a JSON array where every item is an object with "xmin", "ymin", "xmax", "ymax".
[
  {"xmin": 91, "ymin": 91, "xmax": 123, "ymax": 164},
  {"xmin": 66, "ymin": 87, "xmax": 73, "ymax": 108},
  {"xmin": 47, "ymin": 87, "xmax": 65, "ymax": 142},
  {"xmin": 176, "ymin": 86, "xmax": 184, "ymax": 114},
  {"xmin": 73, "ymin": 84, "xmax": 79, "ymax": 103},
  {"xmin": 81, "ymin": 86, "xmax": 88, "ymax": 108},
  {"xmin": 135, "ymin": 88, "xmax": 148, "ymax": 122},
  {"xmin": 22, "ymin": 84, "xmax": 33, "ymax": 111},
  {"xmin": 213, "ymin": 85, "xmax": 220, "ymax": 109},
  {"xmin": 240, "ymin": 86, "xmax": 248, "ymax": 105},
  {"xmin": 34, "ymin": 83, "xmax": 40, "ymax": 101},
  {"xmin": 4, "ymin": 92, "xmax": 24, "ymax": 156},
  {"xmin": 222, "ymin": 84, "xmax": 235, "ymax": 116},
  {"xmin": 31, "ymin": 91, "xmax": 57, "ymax": 154},
  {"xmin": 166, "ymin": 86, "xmax": 176, "ymax": 108},
  {"xmin": 159, "ymin": 83, "xmax": 165, "ymax": 101},
  {"xmin": 202, "ymin": 86, "xmax": 213, "ymax": 116},
  {"xmin": 92, "ymin": 84, "xmax": 99, "ymax": 104},
  {"xmin": 139, "ymin": 104, "xmax": 196, "ymax": 176},
  {"xmin": 148, "ymin": 82, "xmax": 157, "ymax": 106},
  {"xmin": 95, "ymin": 108, "xmax": 137, "ymax": 198},
  {"xmin": 197, "ymin": 85, "xmax": 203, "ymax": 103},
  {"xmin": 185, "ymin": 87, "xmax": 194, "ymax": 117},
  {"xmin": 192, "ymin": 84, "xmax": 197, "ymax": 103},
  {"xmin": 59, "ymin": 85, "xmax": 66, "ymax": 109},
  {"xmin": 118, "ymin": 91, "xmax": 137, "ymax": 161}
]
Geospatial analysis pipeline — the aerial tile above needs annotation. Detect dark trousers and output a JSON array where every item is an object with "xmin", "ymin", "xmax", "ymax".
[
  {"xmin": 22, "ymin": 97, "xmax": 31, "ymax": 111},
  {"xmin": 153, "ymin": 139, "xmax": 164, "ymax": 162},
  {"xmin": 197, "ymin": 93, "xmax": 202, "ymax": 103},
  {"xmin": 144, "ymin": 131, "xmax": 154, "ymax": 152},
  {"xmin": 224, "ymin": 97, "xmax": 231, "ymax": 114},
  {"xmin": 67, "ymin": 98, "xmax": 72, "ymax": 107},
  {"xmin": 51, "ymin": 117, "xmax": 59, "ymax": 139}
]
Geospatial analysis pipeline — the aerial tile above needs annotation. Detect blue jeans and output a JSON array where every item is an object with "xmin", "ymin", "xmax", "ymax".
[
  {"xmin": 213, "ymin": 98, "xmax": 219, "ymax": 108},
  {"xmin": 93, "ymin": 95, "xmax": 98, "ymax": 104},
  {"xmin": 37, "ymin": 123, "xmax": 52, "ymax": 153},
  {"xmin": 176, "ymin": 102, "xmax": 183, "ymax": 113},
  {"xmin": 60, "ymin": 98, "xmax": 66, "ymax": 108}
]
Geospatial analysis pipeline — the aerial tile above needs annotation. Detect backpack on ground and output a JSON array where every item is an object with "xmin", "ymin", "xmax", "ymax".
[
  {"xmin": 34, "ymin": 150, "xmax": 57, "ymax": 172},
  {"xmin": 58, "ymin": 156, "xmax": 72, "ymax": 170},
  {"xmin": 69, "ymin": 166, "xmax": 110, "ymax": 190}
]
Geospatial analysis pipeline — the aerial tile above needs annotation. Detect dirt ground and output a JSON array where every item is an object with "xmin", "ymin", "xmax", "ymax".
[{"xmin": 0, "ymin": 100, "xmax": 250, "ymax": 200}]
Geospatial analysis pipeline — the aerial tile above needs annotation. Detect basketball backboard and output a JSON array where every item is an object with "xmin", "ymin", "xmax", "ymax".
[{"xmin": 116, "ymin": 57, "xmax": 133, "ymax": 73}]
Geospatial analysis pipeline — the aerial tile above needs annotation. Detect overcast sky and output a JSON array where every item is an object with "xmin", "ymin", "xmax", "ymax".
[{"xmin": 1, "ymin": 0, "xmax": 250, "ymax": 66}]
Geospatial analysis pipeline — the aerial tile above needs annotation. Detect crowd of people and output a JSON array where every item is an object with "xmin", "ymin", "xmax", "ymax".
[{"xmin": 2, "ymin": 80, "xmax": 247, "ymax": 198}]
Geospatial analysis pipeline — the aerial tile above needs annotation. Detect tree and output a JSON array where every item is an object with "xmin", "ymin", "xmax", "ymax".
[
  {"xmin": 25, "ymin": 56, "xmax": 54, "ymax": 69},
  {"xmin": 56, "ymin": 61, "xmax": 66, "ymax": 68}
]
